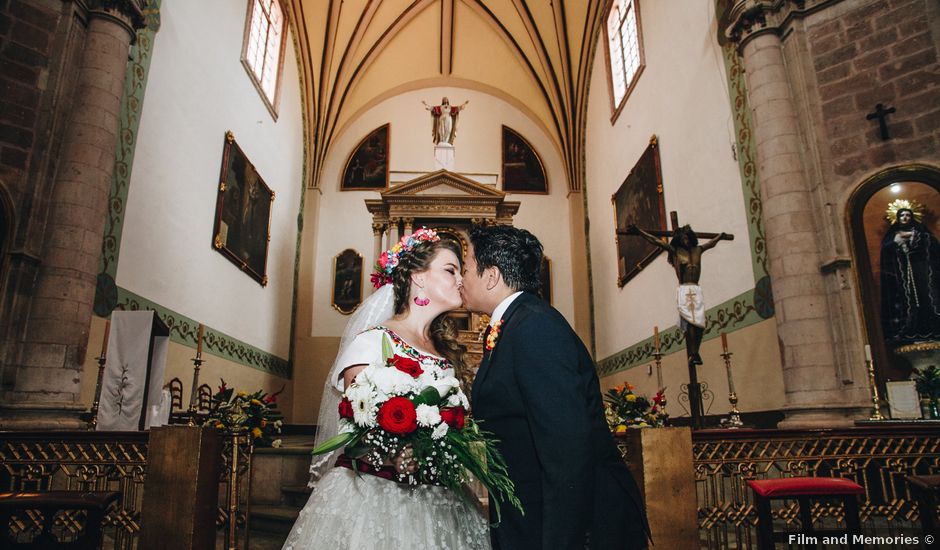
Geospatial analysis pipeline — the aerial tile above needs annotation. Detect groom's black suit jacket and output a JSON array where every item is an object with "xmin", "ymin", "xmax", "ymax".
[{"xmin": 471, "ymin": 292, "xmax": 650, "ymax": 550}]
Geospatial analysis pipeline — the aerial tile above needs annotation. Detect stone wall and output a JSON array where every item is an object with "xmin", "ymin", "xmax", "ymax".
[{"xmin": 812, "ymin": 0, "xmax": 939, "ymax": 180}]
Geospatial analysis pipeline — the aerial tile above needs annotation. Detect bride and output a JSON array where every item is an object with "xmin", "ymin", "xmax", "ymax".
[{"xmin": 282, "ymin": 229, "xmax": 490, "ymax": 550}]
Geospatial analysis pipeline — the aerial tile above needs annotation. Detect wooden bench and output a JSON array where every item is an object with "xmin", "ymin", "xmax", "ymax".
[
  {"xmin": 906, "ymin": 474, "xmax": 940, "ymax": 535},
  {"xmin": 0, "ymin": 491, "xmax": 120, "ymax": 549}
]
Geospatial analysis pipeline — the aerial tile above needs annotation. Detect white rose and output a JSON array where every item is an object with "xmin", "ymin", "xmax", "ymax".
[
  {"xmin": 431, "ymin": 422, "xmax": 449, "ymax": 440},
  {"xmin": 447, "ymin": 390, "xmax": 470, "ymax": 409},
  {"xmin": 415, "ymin": 404, "xmax": 442, "ymax": 427},
  {"xmin": 363, "ymin": 364, "xmax": 419, "ymax": 395},
  {"xmin": 271, "ymin": 439, "xmax": 282, "ymax": 448}
]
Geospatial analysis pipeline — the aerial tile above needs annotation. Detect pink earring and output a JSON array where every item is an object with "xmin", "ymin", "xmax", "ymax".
[{"xmin": 413, "ymin": 295, "xmax": 430, "ymax": 306}]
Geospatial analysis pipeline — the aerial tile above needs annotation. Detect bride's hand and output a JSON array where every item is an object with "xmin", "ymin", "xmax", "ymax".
[{"xmin": 392, "ymin": 445, "xmax": 418, "ymax": 475}]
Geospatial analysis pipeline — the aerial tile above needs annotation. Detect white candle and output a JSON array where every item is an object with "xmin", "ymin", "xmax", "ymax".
[{"xmin": 864, "ymin": 344, "xmax": 872, "ymax": 362}]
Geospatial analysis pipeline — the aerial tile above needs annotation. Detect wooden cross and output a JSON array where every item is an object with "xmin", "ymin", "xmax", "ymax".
[
  {"xmin": 617, "ymin": 211, "xmax": 735, "ymax": 242},
  {"xmin": 866, "ymin": 103, "xmax": 896, "ymax": 141},
  {"xmin": 618, "ymin": 211, "xmax": 734, "ymax": 429}
]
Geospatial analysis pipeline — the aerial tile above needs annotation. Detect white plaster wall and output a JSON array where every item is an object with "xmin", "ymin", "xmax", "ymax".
[
  {"xmin": 117, "ymin": 0, "xmax": 304, "ymax": 358},
  {"xmin": 311, "ymin": 87, "xmax": 574, "ymax": 337},
  {"xmin": 586, "ymin": 0, "xmax": 755, "ymax": 360}
]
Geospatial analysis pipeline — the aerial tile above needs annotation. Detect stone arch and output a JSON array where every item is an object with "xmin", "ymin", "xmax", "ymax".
[{"xmin": 846, "ymin": 163, "xmax": 940, "ymax": 384}]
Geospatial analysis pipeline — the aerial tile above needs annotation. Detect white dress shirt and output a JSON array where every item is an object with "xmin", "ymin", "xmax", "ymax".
[{"xmin": 490, "ymin": 291, "xmax": 523, "ymax": 326}]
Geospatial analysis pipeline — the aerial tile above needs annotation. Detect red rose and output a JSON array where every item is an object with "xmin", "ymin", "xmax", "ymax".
[
  {"xmin": 377, "ymin": 396, "xmax": 418, "ymax": 435},
  {"xmin": 338, "ymin": 397, "xmax": 354, "ymax": 419},
  {"xmin": 390, "ymin": 355, "xmax": 424, "ymax": 378},
  {"xmin": 440, "ymin": 406, "xmax": 466, "ymax": 430}
]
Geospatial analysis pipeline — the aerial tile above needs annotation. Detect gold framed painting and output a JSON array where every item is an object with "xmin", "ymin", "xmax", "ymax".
[
  {"xmin": 332, "ymin": 249, "xmax": 363, "ymax": 314},
  {"xmin": 212, "ymin": 131, "xmax": 274, "ymax": 286},
  {"xmin": 612, "ymin": 136, "xmax": 666, "ymax": 287}
]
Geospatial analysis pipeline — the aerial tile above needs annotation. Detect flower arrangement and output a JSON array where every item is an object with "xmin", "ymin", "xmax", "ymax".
[
  {"xmin": 313, "ymin": 334, "xmax": 522, "ymax": 522},
  {"xmin": 603, "ymin": 382, "xmax": 667, "ymax": 432},
  {"xmin": 206, "ymin": 379, "xmax": 284, "ymax": 448},
  {"xmin": 914, "ymin": 366, "xmax": 940, "ymax": 399},
  {"xmin": 371, "ymin": 228, "xmax": 440, "ymax": 288}
]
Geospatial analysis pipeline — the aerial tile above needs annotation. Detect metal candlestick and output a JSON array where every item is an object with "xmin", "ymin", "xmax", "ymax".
[
  {"xmin": 866, "ymin": 358, "xmax": 885, "ymax": 421},
  {"xmin": 187, "ymin": 355, "xmax": 205, "ymax": 426},
  {"xmin": 653, "ymin": 351, "xmax": 666, "ymax": 412},
  {"xmin": 719, "ymin": 350, "xmax": 744, "ymax": 428},
  {"xmin": 88, "ymin": 353, "xmax": 107, "ymax": 430}
]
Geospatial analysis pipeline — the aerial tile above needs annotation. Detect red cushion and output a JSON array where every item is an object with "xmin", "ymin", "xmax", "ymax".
[{"xmin": 747, "ymin": 477, "xmax": 864, "ymax": 498}]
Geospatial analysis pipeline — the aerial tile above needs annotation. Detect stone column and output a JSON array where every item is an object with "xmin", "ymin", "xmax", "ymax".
[
  {"xmin": 0, "ymin": 1, "xmax": 144, "ymax": 429},
  {"xmin": 402, "ymin": 217, "xmax": 414, "ymax": 236},
  {"xmin": 389, "ymin": 218, "xmax": 401, "ymax": 244},
  {"xmin": 372, "ymin": 222, "xmax": 385, "ymax": 265},
  {"xmin": 727, "ymin": 4, "xmax": 866, "ymax": 426}
]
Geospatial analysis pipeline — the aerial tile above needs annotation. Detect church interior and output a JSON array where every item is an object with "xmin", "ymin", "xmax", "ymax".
[{"xmin": 0, "ymin": 0, "xmax": 938, "ymax": 547}]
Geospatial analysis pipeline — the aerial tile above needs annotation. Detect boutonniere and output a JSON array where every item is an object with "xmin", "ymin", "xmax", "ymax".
[{"xmin": 485, "ymin": 320, "xmax": 503, "ymax": 351}]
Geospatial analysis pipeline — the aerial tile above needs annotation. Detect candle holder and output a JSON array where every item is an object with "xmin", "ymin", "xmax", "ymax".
[
  {"xmin": 653, "ymin": 351, "xmax": 666, "ymax": 412},
  {"xmin": 865, "ymin": 357, "xmax": 885, "ymax": 421},
  {"xmin": 719, "ymin": 350, "xmax": 744, "ymax": 428},
  {"xmin": 187, "ymin": 355, "xmax": 205, "ymax": 426},
  {"xmin": 88, "ymin": 353, "xmax": 108, "ymax": 430}
]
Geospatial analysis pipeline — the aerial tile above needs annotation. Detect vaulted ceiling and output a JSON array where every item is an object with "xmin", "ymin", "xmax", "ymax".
[{"xmin": 284, "ymin": 0, "xmax": 608, "ymax": 192}]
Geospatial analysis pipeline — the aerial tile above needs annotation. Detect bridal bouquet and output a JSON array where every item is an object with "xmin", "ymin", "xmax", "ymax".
[{"xmin": 313, "ymin": 335, "xmax": 522, "ymax": 521}]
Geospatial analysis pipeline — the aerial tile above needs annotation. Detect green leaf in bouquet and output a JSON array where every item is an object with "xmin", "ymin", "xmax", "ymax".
[
  {"xmin": 412, "ymin": 386, "xmax": 442, "ymax": 407},
  {"xmin": 381, "ymin": 333, "xmax": 394, "ymax": 362},
  {"xmin": 310, "ymin": 432, "xmax": 356, "ymax": 455}
]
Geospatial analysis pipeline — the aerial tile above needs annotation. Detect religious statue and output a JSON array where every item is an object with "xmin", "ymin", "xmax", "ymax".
[
  {"xmin": 422, "ymin": 97, "xmax": 469, "ymax": 146},
  {"xmin": 880, "ymin": 200, "xmax": 940, "ymax": 346},
  {"xmin": 627, "ymin": 224, "xmax": 729, "ymax": 365}
]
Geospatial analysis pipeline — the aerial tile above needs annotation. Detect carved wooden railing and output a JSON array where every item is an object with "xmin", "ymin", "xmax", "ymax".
[
  {"xmin": 0, "ymin": 430, "xmax": 253, "ymax": 549},
  {"xmin": 0, "ymin": 431, "xmax": 147, "ymax": 548},
  {"xmin": 693, "ymin": 424, "xmax": 940, "ymax": 549}
]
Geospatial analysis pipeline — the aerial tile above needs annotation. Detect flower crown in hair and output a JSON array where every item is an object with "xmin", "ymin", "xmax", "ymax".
[{"xmin": 371, "ymin": 227, "xmax": 441, "ymax": 288}]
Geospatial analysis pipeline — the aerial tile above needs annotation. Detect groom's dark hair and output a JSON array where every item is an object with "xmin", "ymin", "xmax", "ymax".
[{"xmin": 468, "ymin": 224, "xmax": 543, "ymax": 293}]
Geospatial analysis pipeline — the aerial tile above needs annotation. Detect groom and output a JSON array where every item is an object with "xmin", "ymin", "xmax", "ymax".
[{"xmin": 460, "ymin": 224, "xmax": 649, "ymax": 550}]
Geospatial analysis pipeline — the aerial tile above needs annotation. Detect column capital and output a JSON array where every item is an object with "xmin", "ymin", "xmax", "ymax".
[
  {"xmin": 77, "ymin": 0, "xmax": 147, "ymax": 39},
  {"xmin": 721, "ymin": 0, "xmax": 843, "ymax": 50},
  {"xmin": 371, "ymin": 222, "xmax": 386, "ymax": 235}
]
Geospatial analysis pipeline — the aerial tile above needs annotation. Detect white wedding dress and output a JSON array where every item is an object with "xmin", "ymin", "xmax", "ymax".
[{"xmin": 281, "ymin": 325, "xmax": 490, "ymax": 550}]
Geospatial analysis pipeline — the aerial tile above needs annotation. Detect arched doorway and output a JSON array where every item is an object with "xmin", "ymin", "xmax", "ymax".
[{"xmin": 848, "ymin": 164, "xmax": 940, "ymax": 386}]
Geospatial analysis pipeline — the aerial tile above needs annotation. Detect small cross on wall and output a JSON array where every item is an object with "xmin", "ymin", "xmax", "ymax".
[{"xmin": 866, "ymin": 103, "xmax": 897, "ymax": 140}]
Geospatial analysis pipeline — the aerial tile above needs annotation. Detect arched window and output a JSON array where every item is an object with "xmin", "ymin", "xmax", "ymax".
[
  {"xmin": 605, "ymin": 0, "xmax": 645, "ymax": 121},
  {"xmin": 242, "ymin": 0, "xmax": 286, "ymax": 118}
]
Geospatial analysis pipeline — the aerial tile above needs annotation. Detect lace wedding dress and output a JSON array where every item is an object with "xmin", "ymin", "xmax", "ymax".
[{"xmin": 281, "ymin": 325, "xmax": 490, "ymax": 550}]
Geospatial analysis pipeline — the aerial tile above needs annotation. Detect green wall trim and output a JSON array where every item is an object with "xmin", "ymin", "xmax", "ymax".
[
  {"xmin": 597, "ymin": 276, "xmax": 774, "ymax": 377},
  {"xmin": 97, "ymin": 0, "xmax": 161, "ymax": 288},
  {"xmin": 114, "ymin": 286, "xmax": 292, "ymax": 379},
  {"xmin": 596, "ymin": 41, "xmax": 775, "ymax": 377}
]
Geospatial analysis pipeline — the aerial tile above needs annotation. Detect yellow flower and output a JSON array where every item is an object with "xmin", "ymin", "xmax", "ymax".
[
  {"xmin": 251, "ymin": 398, "xmax": 263, "ymax": 406},
  {"xmin": 626, "ymin": 394, "xmax": 637, "ymax": 402},
  {"xmin": 215, "ymin": 422, "xmax": 224, "ymax": 429},
  {"xmin": 615, "ymin": 424, "xmax": 627, "ymax": 434},
  {"xmin": 237, "ymin": 391, "xmax": 247, "ymax": 398},
  {"xmin": 251, "ymin": 427, "xmax": 262, "ymax": 439},
  {"xmin": 638, "ymin": 422, "xmax": 649, "ymax": 427}
]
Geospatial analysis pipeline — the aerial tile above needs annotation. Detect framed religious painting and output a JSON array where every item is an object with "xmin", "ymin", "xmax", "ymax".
[
  {"xmin": 341, "ymin": 124, "xmax": 389, "ymax": 190},
  {"xmin": 332, "ymin": 249, "xmax": 363, "ymax": 314},
  {"xmin": 212, "ymin": 131, "xmax": 274, "ymax": 286},
  {"xmin": 501, "ymin": 126, "xmax": 548, "ymax": 194},
  {"xmin": 612, "ymin": 135, "xmax": 666, "ymax": 287}
]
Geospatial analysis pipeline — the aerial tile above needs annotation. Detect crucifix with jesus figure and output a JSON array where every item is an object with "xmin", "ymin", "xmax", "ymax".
[{"xmin": 618, "ymin": 211, "xmax": 733, "ymax": 429}]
